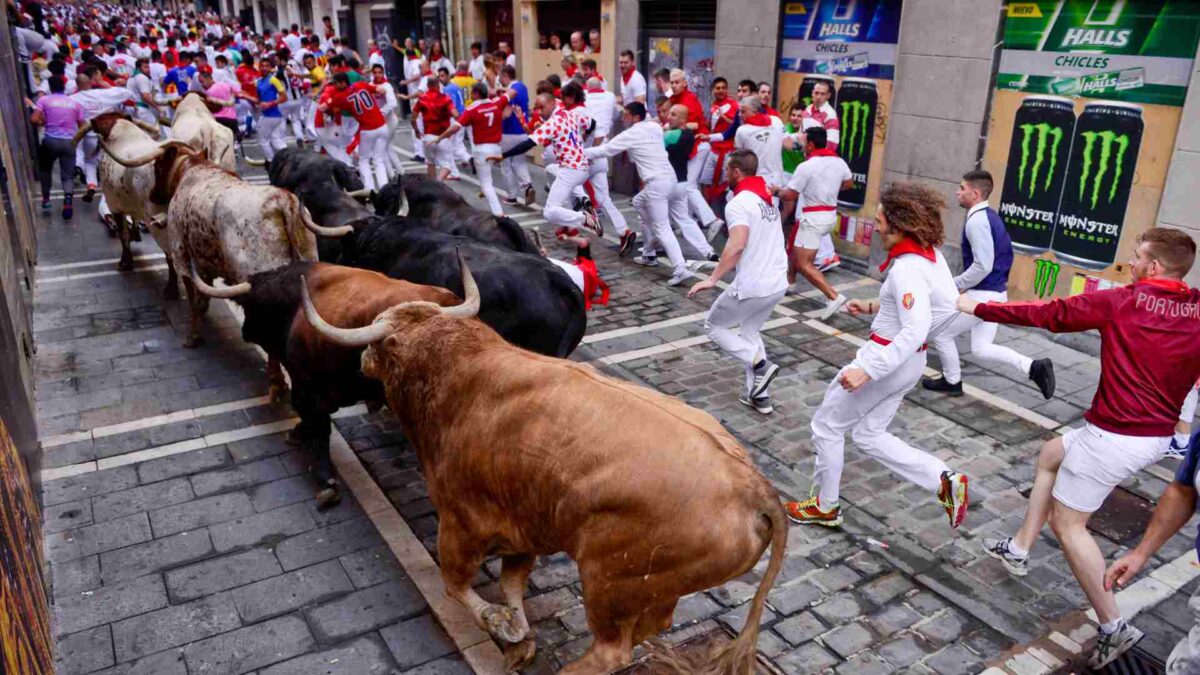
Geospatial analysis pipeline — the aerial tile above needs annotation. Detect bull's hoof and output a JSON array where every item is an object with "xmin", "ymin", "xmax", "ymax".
[
  {"xmin": 268, "ymin": 383, "xmax": 290, "ymax": 404},
  {"xmin": 482, "ymin": 605, "xmax": 527, "ymax": 644},
  {"xmin": 182, "ymin": 335, "xmax": 205, "ymax": 349},
  {"xmin": 130, "ymin": 226, "xmax": 143, "ymax": 242},
  {"xmin": 315, "ymin": 485, "xmax": 342, "ymax": 510},
  {"xmin": 502, "ymin": 638, "xmax": 537, "ymax": 672}
]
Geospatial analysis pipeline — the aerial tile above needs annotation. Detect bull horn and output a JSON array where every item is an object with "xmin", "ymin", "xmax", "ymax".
[
  {"xmin": 299, "ymin": 205, "xmax": 353, "ymax": 238},
  {"xmin": 189, "ymin": 259, "xmax": 251, "ymax": 298},
  {"xmin": 131, "ymin": 118, "xmax": 162, "ymax": 137},
  {"xmin": 301, "ymin": 275, "xmax": 394, "ymax": 347},
  {"xmin": 530, "ymin": 229, "xmax": 546, "ymax": 256},
  {"xmin": 396, "ymin": 186, "xmax": 409, "ymax": 217},
  {"xmin": 71, "ymin": 120, "xmax": 93, "ymax": 147},
  {"xmin": 344, "ymin": 188, "xmax": 373, "ymax": 199},
  {"xmin": 100, "ymin": 139, "xmax": 195, "ymax": 168},
  {"xmin": 440, "ymin": 249, "xmax": 480, "ymax": 319},
  {"xmin": 243, "ymin": 156, "xmax": 267, "ymax": 167}
]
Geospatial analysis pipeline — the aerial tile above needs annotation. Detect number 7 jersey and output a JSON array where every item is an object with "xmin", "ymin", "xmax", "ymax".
[{"xmin": 457, "ymin": 94, "xmax": 510, "ymax": 144}]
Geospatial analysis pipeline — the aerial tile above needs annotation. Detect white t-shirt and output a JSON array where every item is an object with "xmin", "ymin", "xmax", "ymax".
[
  {"xmin": 468, "ymin": 55, "xmax": 485, "ymax": 81},
  {"xmin": 583, "ymin": 90, "xmax": 616, "ymax": 140},
  {"xmin": 283, "ymin": 33, "xmax": 303, "ymax": 54},
  {"xmin": 149, "ymin": 62, "xmax": 167, "ymax": 92},
  {"xmin": 128, "ymin": 72, "xmax": 155, "ymax": 103},
  {"xmin": 724, "ymin": 188, "xmax": 788, "ymax": 299},
  {"xmin": 619, "ymin": 70, "xmax": 646, "ymax": 104},
  {"xmin": 505, "ymin": 53, "xmax": 516, "ymax": 68},
  {"xmin": 786, "ymin": 154, "xmax": 852, "ymax": 223},
  {"xmin": 734, "ymin": 117, "xmax": 787, "ymax": 189}
]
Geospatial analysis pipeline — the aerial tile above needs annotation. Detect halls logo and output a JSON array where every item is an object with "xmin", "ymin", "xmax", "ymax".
[
  {"xmin": 1078, "ymin": 130, "xmax": 1131, "ymax": 209},
  {"xmin": 1060, "ymin": 28, "xmax": 1132, "ymax": 49},
  {"xmin": 819, "ymin": 22, "xmax": 860, "ymax": 38},
  {"xmin": 1033, "ymin": 259, "xmax": 1060, "ymax": 299},
  {"xmin": 839, "ymin": 101, "xmax": 871, "ymax": 162},
  {"xmin": 1016, "ymin": 122, "xmax": 1064, "ymax": 197}
]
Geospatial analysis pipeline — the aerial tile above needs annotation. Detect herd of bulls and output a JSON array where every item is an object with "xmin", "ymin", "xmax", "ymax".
[{"xmin": 76, "ymin": 95, "xmax": 788, "ymax": 673}]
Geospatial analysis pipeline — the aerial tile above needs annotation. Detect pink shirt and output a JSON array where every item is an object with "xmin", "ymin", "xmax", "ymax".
[
  {"xmin": 37, "ymin": 94, "xmax": 86, "ymax": 139},
  {"xmin": 204, "ymin": 81, "xmax": 238, "ymax": 120}
]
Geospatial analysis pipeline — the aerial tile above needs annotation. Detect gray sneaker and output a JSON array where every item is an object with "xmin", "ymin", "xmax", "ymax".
[
  {"xmin": 981, "ymin": 537, "xmax": 1029, "ymax": 577},
  {"xmin": 1088, "ymin": 620, "xmax": 1143, "ymax": 669},
  {"xmin": 667, "ymin": 269, "xmax": 696, "ymax": 287},
  {"xmin": 738, "ymin": 394, "xmax": 773, "ymax": 415},
  {"xmin": 633, "ymin": 255, "xmax": 659, "ymax": 268}
]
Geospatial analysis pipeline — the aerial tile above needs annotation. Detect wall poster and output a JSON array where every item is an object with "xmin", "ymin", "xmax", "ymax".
[
  {"xmin": 984, "ymin": 0, "xmax": 1200, "ymax": 299},
  {"xmin": 776, "ymin": 0, "xmax": 903, "ymax": 259}
]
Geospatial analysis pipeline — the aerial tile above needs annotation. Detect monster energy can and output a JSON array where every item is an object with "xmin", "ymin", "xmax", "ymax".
[
  {"xmin": 1051, "ymin": 102, "xmax": 1144, "ymax": 271},
  {"xmin": 835, "ymin": 77, "xmax": 877, "ymax": 210},
  {"xmin": 996, "ymin": 96, "xmax": 1075, "ymax": 255},
  {"xmin": 797, "ymin": 75, "xmax": 836, "ymax": 111}
]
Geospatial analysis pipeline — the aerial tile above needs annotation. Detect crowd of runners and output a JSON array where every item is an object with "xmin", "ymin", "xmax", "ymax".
[{"xmin": 14, "ymin": 0, "xmax": 1200, "ymax": 670}]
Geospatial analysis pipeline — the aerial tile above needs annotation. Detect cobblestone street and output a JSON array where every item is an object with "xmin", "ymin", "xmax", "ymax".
[{"xmin": 34, "ymin": 130, "xmax": 1200, "ymax": 675}]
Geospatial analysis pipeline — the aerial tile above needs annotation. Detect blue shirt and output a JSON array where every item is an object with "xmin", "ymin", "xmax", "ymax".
[
  {"xmin": 256, "ymin": 76, "xmax": 284, "ymax": 118},
  {"xmin": 163, "ymin": 65, "xmax": 196, "ymax": 95},
  {"xmin": 1173, "ymin": 430, "xmax": 1200, "ymax": 558},
  {"xmin": 443, "ymin": 81, "xmax": 465, "ymax": 114},
  {"xmin": 502, "ymin": 80, "xmax": 529, "ymax": 135}
]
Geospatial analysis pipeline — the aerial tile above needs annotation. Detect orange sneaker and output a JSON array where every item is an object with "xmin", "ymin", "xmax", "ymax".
[
  {"xmin": 785, "ymin": 496, "xmax": 842, "ymax": 527},
  {"xmin": 937, "ymin": 471, "xmax": 969, "ymax": 529}
]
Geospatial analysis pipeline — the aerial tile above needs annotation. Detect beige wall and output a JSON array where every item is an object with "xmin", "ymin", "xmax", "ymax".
[
  {"xmin": 714, "ymin": 0, "xmax": 779, "ymax": 88},
  {"xmin": 1157, "ymin": 42, "xmax": 1200, "ymax": 287}
]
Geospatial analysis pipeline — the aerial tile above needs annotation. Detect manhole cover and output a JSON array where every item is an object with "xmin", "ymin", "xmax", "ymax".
[
  {"xmin": 616, "ymin": 630, "xmax": 776, "ymax": 674},
  {"xmin": 1019, "ymin": 486, "xmax": 1154, "ymax": 545},
  {"xmin": 1058, "ymin": 646, "xmax": 1164, "ymax": 674}
]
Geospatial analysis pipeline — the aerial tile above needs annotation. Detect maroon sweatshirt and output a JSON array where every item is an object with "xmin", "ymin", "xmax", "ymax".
[{"xmin": 975, "ymin": 278, "xmax": 1200, "ymax": 437}]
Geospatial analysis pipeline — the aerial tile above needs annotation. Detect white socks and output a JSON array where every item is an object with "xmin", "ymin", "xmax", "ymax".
[
  {"xmin": 1099, "ymin": 618, "xmax": 1123, "ymax": 635},
  {"xmin": 1006, "ymin": 539, "xmax": 1029, "ymax": 558},
  {"xmin": 1176, "ymin": 432, "xmax": 1191, "ymax": 447}
]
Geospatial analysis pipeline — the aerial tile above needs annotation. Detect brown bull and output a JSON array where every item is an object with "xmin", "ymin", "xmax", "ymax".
[{"xmin": 301, "ymin": 258, "xmax": 787, "ymax": 673}]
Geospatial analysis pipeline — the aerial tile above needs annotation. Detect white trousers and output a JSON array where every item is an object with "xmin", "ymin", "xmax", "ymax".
[
  {"xmin": 929, "ymin": 288, "xmax": 1033, "ymax": 385},
  {"xmin": 705, "ymin": 288, "xmax": 786, "ymax": 395},
  {"xmin": 816, "ymin": 234, "xmax": 836, "ymax": 262},
  {"xmin": 686, "ymin": 142, "xmax": 718, "ymax": 225},
  {"xmin": 544, "ymin": 165, "xmax": 589, "ymax": 229},
  {"xmin": 812, "ymin": 345, "xmax": 950, "ymax": 505},
  {"xmin": 1181, "ymin": 384, "xmax": 1200, "ymax": 425},
  {"xmin": 472, "ymin": 143, "xmax": 503, "ymax": 216},
  {"xmin": 357, "ymin": 125, "xmax": 391, "ymax": 191},
  {"xmin": 632, "ymin": 175, "xmax": 686, "ymax": 275},
  {"xmin": 279, "ymin": 100, "xmax": 305, "ymax": 141},
  {"xmin": 78, "ymin": 132, "xmax": 100, "ymax": 186},
  {"xmin": 422, "ymin": 134, "xmax": 454, "ymax": 173},
  {"xmin": 257, "ymin": 116, "xmax": 288, "ymax": 161},
  {"xmin": 670, "ymin": 182, "xmax": 713, "ymax": 258},
  {"xmin": 587, "ymin": 157, "xmax": 628, "ymax": 236},
  {"xmin": 315, "ymin": 124, "xmax": 353, "ymax": 166},
  {"xmin": 500, "ymin": 133, "xmax": 533, "ymax": 194},
  {"xmin": 384, "ymin": 115, "xmax": 404, "ymax": 175}
]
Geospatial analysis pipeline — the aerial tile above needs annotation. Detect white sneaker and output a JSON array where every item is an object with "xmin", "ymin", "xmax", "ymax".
[
  {"xmin": 819, "ymin": 294, "xmax": 848, "ymax": 320},
  {"xmin": 667, "ymin": 269, "xmax": 696, "ymax": 287}
]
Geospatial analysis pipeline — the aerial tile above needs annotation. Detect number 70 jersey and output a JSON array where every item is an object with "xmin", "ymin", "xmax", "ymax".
[
  {"xmin": 458, "ymin": 94, "xmax": 511, "ymax": 145},
  {"xmin": 328, "ymin": 82, "xmax": 387, "ymax": 131}
]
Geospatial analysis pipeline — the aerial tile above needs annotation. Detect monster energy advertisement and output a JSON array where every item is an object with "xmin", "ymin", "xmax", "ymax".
[
  {"xmin": 998, "ymin": 96, "xmax": 1075, "ymax": 254},
  {"xmin": 836, "ymin": 78, "xmax": 877, "ymax": 209},
  {"xmin": 1052, "ymin": 102, "xmax": 1143, "ymax": 270},
  {"xmin": 798, "ymin": 75, "xmax": 836, "ymax": 110},
  {"xmin": 998, "ymin": 1, "xmax": 1200, "ymax": 107}
]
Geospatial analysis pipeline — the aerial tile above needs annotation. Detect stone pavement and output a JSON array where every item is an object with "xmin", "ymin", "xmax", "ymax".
[{"xmin": 33, "ymin": 128, "xmax": 1200, "ymax": 674}]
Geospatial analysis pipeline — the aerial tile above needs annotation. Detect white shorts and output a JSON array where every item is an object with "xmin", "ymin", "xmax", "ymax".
[
  {"xmin": 1053, "ymin": 423, "xmax": 1169, "ymax": 513},
  {"xmin": 795, "ymin": 213, "xmax": 837, "ymax": 249},
  {"xmin": 422, "ymin": 134, "xmax": 454, "ymax": 171}
]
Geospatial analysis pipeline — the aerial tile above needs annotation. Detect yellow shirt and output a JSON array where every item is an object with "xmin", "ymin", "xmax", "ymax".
[{"xmin": 451, "ymin": 74, "xmax": 478, "ymax": 104}]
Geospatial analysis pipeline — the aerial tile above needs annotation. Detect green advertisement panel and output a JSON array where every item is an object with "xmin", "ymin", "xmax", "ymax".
[{"xmin": 997, "ymin": 0, "xmax": 1200, "ymax": 106}]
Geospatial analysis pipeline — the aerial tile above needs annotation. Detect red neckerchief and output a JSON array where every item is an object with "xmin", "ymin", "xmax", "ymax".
[
  {"xmin": 767, "ymin": 106, "xmax": 781, "ymax": 118},
  {"xmin": 879, "ymin": 237, "xmax": 937, "ymax": 272},
  {"xmin": 743, "ymin": 113, "xmax": 772, "ymax": 127},
  {"xmin": 564, "ymin": 65, "xmax": 578, "ymax": 78},
  {"xmin": 1139, "ymin": 278, "xmax": 1190, "ymax": 294},
  {"xmin": 621, "ymin": 68, "xmax": 633, "ymax": 84},
  {"xmin": 586, "ymin": 86, "xmax": 605, "ymax": 94},
  {"xmin": 806, "ymin": 147, "xmax": 838, "ymax": 159},
  {"xmin": 553, "ymin": 88, "xmax": 562, "ymax": 98},
  {"xmin": 733, "ymin": 176, "xmax": 772, "ymax": 204},
  {"xmin": 575, "ymin": 258, "xmax": 609, "ymax": 310},
  {"xmin": 454, "ymin": 69, "xmax": 468, "ymax": 77}
]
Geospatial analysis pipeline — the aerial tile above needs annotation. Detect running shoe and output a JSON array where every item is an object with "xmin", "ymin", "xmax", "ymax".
[
  {"xmin": 83, "ymin": 183, "xmax": 97, "ymax": 203},
  {"xmin": 749, "ymin": 361, "xmax": 780, "ymax": 400},
  {"xmin": 707, "ymin": 252, "xmax": 720, "ymax": 262},
  {"xmin": 634, "ymin": 255, "xmax": 659, "ymax": 268},
  {"xmin": 980, "ymin": 537, "xmax": 1028, "ymax": 576},
  {"xmin": 937, "ymin": 471, "xmax": 969, "ymax": 529},
  {"xmin": 1028, "ymin": 358, "xmax": 1056, "ymax": 400},
  {"xmin": 1167, "ymin": 437, "xmax": 1190, "ymax": 460},
  {"xmin": 524, "ymin": 184, "xmax": 537, "ymax": 205},
  {"xmin": 618, "ymin": 231, "xmax": 637, "ymax": 258},
  {"xmin": 62, "ymin": 197, "xmax": 73, "ymax": 221},
  {"xmin": 501, "ymin": 196, "xmax": 519, "ymax": 206},
  {"xmin": 705, "ymin": 218, "xmax": 725, "ymax": 243},
  {"xmin": 554, "ymin": 226, "xmax": 580, "ymax": 238},
  {"xmin": 582, "ymin": 210, "xmax": 603, "ymax": 237},
  {"xmin": 738, "ymin": 393, "xmax": 774, "ymax": 415},
  {"xmin": 413, "ymin": 154, "xmax": 425, "ymax": 163},
  {"xmin": 785, "ymin": 496, "xmax": 842, "ymax": 527},
  {"xmin": 817, "ymin": 255, "xmax": 841, "ymax": 272},
  {"xmin": 819, "ymin": 294, "xmax": 848, "ymax": 320},
  {"xmin": 921, "ymin": 376, "xmax": 964, "ymax": 397},
  {"xmin": 667, "ymin": 269, "xmax": 695, "ymax": 287},
  {"xmin": 1088, "ymin": 621, "xmax": 1143, "ymax": 670}
]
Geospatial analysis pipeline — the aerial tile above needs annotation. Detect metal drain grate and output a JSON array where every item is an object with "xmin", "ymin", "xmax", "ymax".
[
  {"xmin": 1059, "ymin": 646, "xmax": 1164, "ymax": 674},
  {"xmin": 1087, "ymin": 487, "xmax": 1156, "ymax": 545}
]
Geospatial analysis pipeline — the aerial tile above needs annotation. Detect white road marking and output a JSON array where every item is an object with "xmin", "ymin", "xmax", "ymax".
[
  {"xmin": 39, "ymin": 264, "xmax": 170, "ymax": 284},
  {"xmin": 39, "ymin": 253, "xmax": 167, "ymax": 273}
]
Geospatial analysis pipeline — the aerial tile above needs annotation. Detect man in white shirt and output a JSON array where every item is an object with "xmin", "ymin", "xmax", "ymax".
[
  {"xmin": 468, "ymin": 42, "xmax": 486, "ymax": 81},
  {"xmin": 922, "ymin": 170, "xmax": 1055, "ymax": 398},
  {"xmin": 799, "ymin": 79, "xmax": 842, "ymax": 273},
  {"xmin": 585, "ymin": 102, "xmax": 693, "ymax": 283},
  {"xmin": 580, "ymin": 78, "xmax": 629, "ymax": 240},
  {"xmin": 128, "ymin": 58, "xmax": 162, "ymax": 128},
  {"xmin": 779, "ymin": 127, "xmax": 853, "ymax": 319},
  {"xmin": 783, "ymin": 182, "xmax": 970, "ymax": 531},
  {"xmin": 499, "ymin": 41, "xmax": 516, "ymax": 68},
  {"xmin": 618, "ymin": 50, "xmax": 646, "ymax": 105},
  {"xmin": 728, "ymin": 96, "xmax": 785, "ymax": 192},
  {"xmin": 283, "ymin": 26, "xmax": 303, "ymax": 55},
  {"xmin": 687, "ymin": 149, "xmax": 789, "ymax": 414}
]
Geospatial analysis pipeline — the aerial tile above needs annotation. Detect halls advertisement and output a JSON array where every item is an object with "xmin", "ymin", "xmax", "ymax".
[
  {"xmin": 777, "ymin": 0, "xmax": 903, "ymax": 259},
  {"xmin": 983, "ymin": 0, "xmax": 1200, "ymax": 300}
]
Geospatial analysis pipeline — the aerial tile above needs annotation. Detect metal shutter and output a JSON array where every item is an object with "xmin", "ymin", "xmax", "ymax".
[{"xmin": 640, "ymin": 0, "xmax": 716, "ymax": 35}]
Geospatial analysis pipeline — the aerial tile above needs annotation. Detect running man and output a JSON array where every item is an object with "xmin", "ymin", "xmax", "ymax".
[
  {"xmin": 409, "ymin": 76, "xmax": 457, "ymax": 181},
  {"xmin": 497, "ymin": 64, "xmax": 536, "ymax": 206},
  {"xmin": 667, "ymin": 68, "xmax": 722, "ymax": 231},
  {"xmin": 687, "ymin": 149, "xmax": 788, "ymax": 414},
  {"xmin": 798, "ymin": 78, "xmax": 841, "ymax": 270},
  {"xmin": 923, "ymin": 170, "xmax": 1055, "ymax": 398},
  {"xmin": 778, "ymin": 127, "xmax": 852, "ymax": 319},
  {"xmin": 322, "ymin": 72, "xmax": 390, "ymax": 190},
  {"xmin": 441, "ymin": 83, "xmax": 509, "ymax": 216},
  {"xmin": 253, "ymin": 56, "xmax": 289, "ymax": 161},
  {"xmin": 966, "ymin": 228, "xmax": 1200, "ymax": 669},
  {"xmin": 491, "ymin": 91, "xmax": 601, "ymax": 237},
  {"xmin": 786, "ymin": 182, "xmax": 970, "ymax": 529}
]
